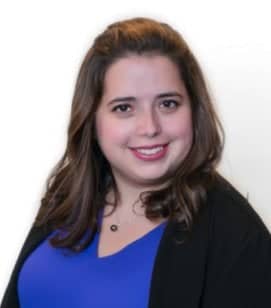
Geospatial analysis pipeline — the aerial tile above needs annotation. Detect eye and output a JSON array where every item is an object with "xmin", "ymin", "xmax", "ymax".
[
  {"xmin": 160, "ymin": 99, "xmax": 179, "ymax": 110},
  {"xmin": 111, "ymin": 104, "xmax": 132, "ymax": 113}
]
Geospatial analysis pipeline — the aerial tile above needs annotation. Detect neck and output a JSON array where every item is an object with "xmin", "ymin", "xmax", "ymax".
[
  {"xmin": 104, "ymin": 176, "xmax": 169, "ymax": 222},
  {"xmin": 110, "ymin": 175, "xmax": 168, "ymax": 210},
  {"xmin": 105, "ymin": 189, "xmax": 144, "ymax": 220}
]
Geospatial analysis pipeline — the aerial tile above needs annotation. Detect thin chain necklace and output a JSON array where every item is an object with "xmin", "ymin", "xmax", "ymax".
[
  {"xmin": 109, "ymin": 213, "xmax": 121, "ymax": 232},
  {"xmin": 109, "ymin": 200, "xmax": 144, "ymax": 232}
]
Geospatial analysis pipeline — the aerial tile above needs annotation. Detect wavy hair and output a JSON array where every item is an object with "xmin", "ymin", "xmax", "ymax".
[{"xmin": 34, "ymin": 17, "xmax": 224, "ymax": 252}]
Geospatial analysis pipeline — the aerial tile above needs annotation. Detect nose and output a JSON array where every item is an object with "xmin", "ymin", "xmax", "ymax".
[{"xmin": 136, "ymin": 109, "xmax": 161, "ymax": 137}]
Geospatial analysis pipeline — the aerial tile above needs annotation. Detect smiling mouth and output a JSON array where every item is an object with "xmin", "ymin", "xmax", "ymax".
[
  {"xmin": 134, "ymin": 146, "xmax": 164, "ymax": 155},
  {"xmin": 130, "ymin": 143, "xmax": 169, "ymax": 150},
  {"xmin": 130, "ymin": 143, "xmax": 169, "ymax": 160}
]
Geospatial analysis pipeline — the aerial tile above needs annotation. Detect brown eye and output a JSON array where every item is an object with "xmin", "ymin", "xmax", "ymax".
[
  {"xmin": 160, "ymin": 100, "xmax": 179, "ymax": 109},
  {"xmin": 112, "ymin": 104, "xmax": 132, "ymax": 113}
]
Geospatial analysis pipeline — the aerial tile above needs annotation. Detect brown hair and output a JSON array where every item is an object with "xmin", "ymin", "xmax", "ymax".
[{"xmin": 34, "ymin": 17, "xmax": 224, "ymax": 252}]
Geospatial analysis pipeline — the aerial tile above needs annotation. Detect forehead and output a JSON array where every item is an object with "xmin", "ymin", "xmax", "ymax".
[{"xmin": 101, "ymin": 55, "xmax": 187, "ymax": 100}]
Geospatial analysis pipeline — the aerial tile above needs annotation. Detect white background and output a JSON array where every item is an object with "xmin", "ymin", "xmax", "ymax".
[{"xmin": 0, "ymin": 0, "xmax": 270, "ymax": 300}]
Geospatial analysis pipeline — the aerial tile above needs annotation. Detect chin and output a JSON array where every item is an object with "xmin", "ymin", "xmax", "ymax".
[{"xmin": 132, "ymin": 172, "xmax": 172, "ymax": 186}]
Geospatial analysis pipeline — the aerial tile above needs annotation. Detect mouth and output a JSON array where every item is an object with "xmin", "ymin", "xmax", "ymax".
[
  {"xmin": 129, "ymin": 143, "xmax": 169, "ymax": 160},
  {"xmin": 130, "ymin": 143, "xmax": 169, "ymax": 150}
]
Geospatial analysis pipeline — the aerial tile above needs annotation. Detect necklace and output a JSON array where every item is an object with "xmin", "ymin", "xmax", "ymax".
[
  {"xmin": 109, "ymin": 208, "xmax": 119, "ymax": 231},
  {"xmin": 110, "ymin": 223, "xmax": 119, "ymax": 232},
  {"xmin": 109, "ymin": 210, "xmax": 132, "ymax": 232},
  {"xmin": 109, "ymin": 200, "xmax": 144, "ymax": 232}
]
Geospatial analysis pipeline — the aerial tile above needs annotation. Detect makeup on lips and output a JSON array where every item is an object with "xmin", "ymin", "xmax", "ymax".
[{"xmin": 130, "ymin": 143, "xmax": 169, "ymax": 161}]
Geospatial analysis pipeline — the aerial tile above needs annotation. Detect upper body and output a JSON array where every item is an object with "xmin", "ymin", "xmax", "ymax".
[
  {"xmin": 2, "ymin": 16, "xmax": 270, "ymax": 308},
  {"xmin": 1, "ymin": 177, "xmax": 271, "ymax": 308}
]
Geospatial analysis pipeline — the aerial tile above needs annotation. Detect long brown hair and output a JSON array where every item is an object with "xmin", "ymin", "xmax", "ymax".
[{"xmin": 34, "ymin": 17, "xmax": 224, "ymax": 252}]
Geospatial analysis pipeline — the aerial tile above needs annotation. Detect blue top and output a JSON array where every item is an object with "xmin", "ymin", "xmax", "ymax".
[{"xmin": 18, "ymin": 212, "xmax": 167, "ymax": 308}]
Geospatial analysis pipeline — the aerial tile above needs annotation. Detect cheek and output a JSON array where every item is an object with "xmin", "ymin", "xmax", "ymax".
[
  {"xmin": 166, "ymin": 111, "xmax": 193, "ymax": 142},
  {"xmin": 95, "ymin": 118, "xmax": 130, "ymax": 147}
]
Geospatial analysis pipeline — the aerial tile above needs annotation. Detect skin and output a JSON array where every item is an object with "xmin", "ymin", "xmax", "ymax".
[{"xmin": 95, "ymin": 54, "xmax": 193, "ymax": 221}]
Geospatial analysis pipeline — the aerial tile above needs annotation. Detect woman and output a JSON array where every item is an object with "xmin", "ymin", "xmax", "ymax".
[{"xmin": 1, "ymin": 17, "xmax": 270, "ymax": 308}]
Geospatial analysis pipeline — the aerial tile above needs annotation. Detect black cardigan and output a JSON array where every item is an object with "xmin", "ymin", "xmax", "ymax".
[{"xmin": 1, "ymin": 177, "xmax": 271, "ymax": 308}]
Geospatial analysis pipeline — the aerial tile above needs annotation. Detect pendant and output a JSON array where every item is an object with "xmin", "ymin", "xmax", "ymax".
[{"xmin": 110, "ymin": 224, "xmax": 118, "ymax": 232}]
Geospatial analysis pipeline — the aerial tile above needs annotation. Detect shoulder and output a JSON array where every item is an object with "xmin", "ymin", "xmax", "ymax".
[
  {"xmin": 203, "ymin": 174, "xmax": 271, "ymax": 281},
  {"xmin": 205, "ymin": 174, "xmax": 270, "ymax": 240},
  {"xmin": 200, "ymin": 175, "xmax": 271, "ymax": 306}
]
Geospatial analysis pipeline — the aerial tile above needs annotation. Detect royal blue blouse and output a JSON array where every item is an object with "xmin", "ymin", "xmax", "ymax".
[{"xmin": 18, "ymin": 216, "xmax": 167, "ymax": 308}]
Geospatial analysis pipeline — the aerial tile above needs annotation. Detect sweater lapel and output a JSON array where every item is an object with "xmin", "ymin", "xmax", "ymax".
[{"xmin": 148, "ymin": 206, "xmax": 210, "ymax": 308}]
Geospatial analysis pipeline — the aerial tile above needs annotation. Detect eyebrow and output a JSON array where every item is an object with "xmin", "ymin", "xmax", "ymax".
[{"xmin": 107, "ymin": 91, "xmax": 183, "ymax": 105}]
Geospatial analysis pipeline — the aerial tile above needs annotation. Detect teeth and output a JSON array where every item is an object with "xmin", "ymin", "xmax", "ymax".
[{"xmin": 136, "ymin": 146, "xmax": 163, "ymax": 155}]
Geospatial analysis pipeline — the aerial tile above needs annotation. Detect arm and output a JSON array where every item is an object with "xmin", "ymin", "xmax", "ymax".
[{"xmin": 201, "ymin": 228, "xmax": 271, "ymax": 307}]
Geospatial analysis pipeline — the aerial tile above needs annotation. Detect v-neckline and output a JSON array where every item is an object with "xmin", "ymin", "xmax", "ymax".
[{"xmin": 96, "ymin": 220, "xmax": 167, "ymax": 260}]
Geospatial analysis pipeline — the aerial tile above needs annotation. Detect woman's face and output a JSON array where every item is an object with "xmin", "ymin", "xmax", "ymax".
[{"xmin": 95, "ymin": 54, "xmax": 193, "ymax": 189}]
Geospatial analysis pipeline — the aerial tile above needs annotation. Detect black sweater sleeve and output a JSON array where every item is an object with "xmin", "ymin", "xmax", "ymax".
[
  {"xmin": 201, "ymin": 179, "xmax": 271, "ymax": 307},
  {"xmin": 202, "ymin": 228, "xmax": 271, "ymax": 307}
]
